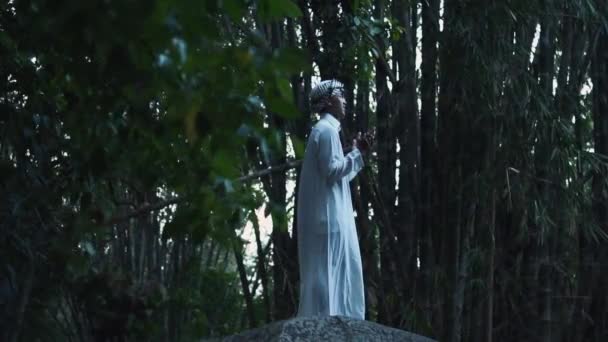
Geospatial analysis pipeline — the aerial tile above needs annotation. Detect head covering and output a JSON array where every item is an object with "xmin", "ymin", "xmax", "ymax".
[{"xmin": 310, "ymin": 79, "xmax": 344, "ymax": 113}]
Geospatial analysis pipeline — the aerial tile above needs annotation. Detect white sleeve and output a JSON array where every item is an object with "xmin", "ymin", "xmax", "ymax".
[
  {"xmin": 346, "ymin": 148, "xmax": 364, "ymax": 182},
  {"xmin": 317, "ymin": 128, "xmax": 363, "ymax": 184}
]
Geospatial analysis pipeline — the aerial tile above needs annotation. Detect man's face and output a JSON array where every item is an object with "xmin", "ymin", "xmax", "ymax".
[{"xmin": 328, "ymin": 95, "xmax": 346, "ymax": 120}]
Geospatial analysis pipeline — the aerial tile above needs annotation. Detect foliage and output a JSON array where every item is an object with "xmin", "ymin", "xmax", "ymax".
[
  {"xmin": 1, "ymin": 0, "xmax": 304, "ymax": 340},
  {"xmin": 2, "ymin": 0, "xmax": 608, "ymax": 341}
]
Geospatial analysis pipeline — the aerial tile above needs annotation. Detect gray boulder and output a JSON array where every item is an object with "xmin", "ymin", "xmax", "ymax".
[{"xmin": 211, "ymin": 316, "xmax": 436, "ymax": 342}]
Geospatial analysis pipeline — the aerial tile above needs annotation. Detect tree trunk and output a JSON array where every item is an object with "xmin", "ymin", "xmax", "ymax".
[
  {"xmin": 232, "ymin": 224, "xmax": 257, "ymax": 328},
  {"xmin": 418, "ymin": 0, "xmax": 439, "ymax": 332},
  {"xmin": 534, "ymin": 14, "xmax": 557, "ymax": 342},
  {"xmin": 393, "ymin": 0, "xmax": 419, "ymax": 319},
  {"xmin": 588, "ymin": 19, "xmax": 608, "ymax": 341},
  {"xmin": 251, "ymin": 210, "xmax": 272, "ymax": 323},
  {"xmin": 437, "ymin": 1, "xmax": 467, "ymax": 339},
  {"xmin": 354, "ymin": 64, "xmax": 379, "ymax": 321}
]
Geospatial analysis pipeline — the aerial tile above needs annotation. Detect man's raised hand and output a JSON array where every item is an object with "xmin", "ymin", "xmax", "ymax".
[{"xmin": 355, "ymin": 131, "xmax": 374, "ymax": 155}]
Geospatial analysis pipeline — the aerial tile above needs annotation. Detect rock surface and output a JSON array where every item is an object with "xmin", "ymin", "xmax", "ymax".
[{"xmin": 209, "ymin": 316, "xmax": 436, "ymax": 342}]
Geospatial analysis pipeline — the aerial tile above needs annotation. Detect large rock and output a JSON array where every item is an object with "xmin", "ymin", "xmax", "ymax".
[{"xmin": 211, "ymin": 316, "xmax": 436, "ymax": 342}]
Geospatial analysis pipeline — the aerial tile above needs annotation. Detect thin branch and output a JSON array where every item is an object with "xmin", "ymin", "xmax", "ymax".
[
  {"xmin": 378, "ymin": 51, "xmax": 398, "ymax": 85},
  {"xmin": 507, "ymin": 167, "xmax": 565, "ymax": 189},
  {"xmin": 237, "ymin": 159, "xmax": 302, "ymax": 183},
  {"xmin": 11, "ymin": 261, "xmax": 35, "ymax": 342},
  {"xmin": 100, "ymin": 143, "xmax": 362, "ymax": 227},
  {"xmin": 102, "ymin": 197, "xmax": 184, "ymax": 226},
  {"xmin": 101, "ymin": 159, "xmax": 304, "ymax": 226}
]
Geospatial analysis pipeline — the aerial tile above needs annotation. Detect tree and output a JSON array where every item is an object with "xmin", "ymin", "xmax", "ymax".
[{"xmin": 3, "ymin": 0, "xmax": 608, "ymax": 341}]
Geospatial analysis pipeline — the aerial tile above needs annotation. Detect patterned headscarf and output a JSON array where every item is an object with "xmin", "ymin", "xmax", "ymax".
[{"xmin": 310, "ymin": 79, "xmax": 345, "ymax": 113}]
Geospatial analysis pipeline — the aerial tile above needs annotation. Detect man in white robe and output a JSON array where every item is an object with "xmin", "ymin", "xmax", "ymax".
[{"xmin": 296, "ymin": 79, "xmax": 368, "ymax": 320}]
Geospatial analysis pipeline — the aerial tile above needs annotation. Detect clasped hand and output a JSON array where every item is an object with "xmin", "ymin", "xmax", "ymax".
[{"xmin": 352, "ymin": 131, "xmax": 375, "ymax": 155}]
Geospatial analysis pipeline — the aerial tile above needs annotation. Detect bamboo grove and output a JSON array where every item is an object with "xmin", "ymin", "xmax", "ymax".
[{"xmin": 1, "ymin": 0, "xmax": 607, "ymax": 341}]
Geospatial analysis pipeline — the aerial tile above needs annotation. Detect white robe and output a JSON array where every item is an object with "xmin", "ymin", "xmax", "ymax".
[{"xmin": 296, "ymin": 113, "xmax": 365, "ymax": 320}]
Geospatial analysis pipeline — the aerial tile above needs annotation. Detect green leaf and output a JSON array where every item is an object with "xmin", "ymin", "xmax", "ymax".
[
  {"xmin": 273, "ymin": 47, "xmax": 310, "ymax": 73},
  {"xmin": 223, "ymin": 0, "xmax": 247, "ymax": 21},
  {"xmin": 258, "ymin": 0, "xmax": 302, "ymax": 21},
  {"xmin": 291, "ymin": 136, "xmax": 306, "ymax": 159},
  {"xmin": 276, "ymin": 77, "xmax": 293, "ymax": 101},
  {"xmin": 265, "ymin": 96, "xmax": 300, "ymax": 119},
  {"xmin": 212, "ymin": 150, "xmax": 239, "ymax": 177}
]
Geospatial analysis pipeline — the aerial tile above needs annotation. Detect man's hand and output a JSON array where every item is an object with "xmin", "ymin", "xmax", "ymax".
[{"xmin": 353, "ymin": 131, "xmax": 374, "ymax": 155}]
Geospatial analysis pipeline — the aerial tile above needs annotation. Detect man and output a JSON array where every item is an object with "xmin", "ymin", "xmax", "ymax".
[{"xmin": 296, "ymin": 79, "xmax": 369, "ymax": 320}]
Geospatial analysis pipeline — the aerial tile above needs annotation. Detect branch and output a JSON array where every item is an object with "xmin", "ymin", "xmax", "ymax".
[
  {"xmin": 101, "ymin": 145, "xmax": 359, "ymax": 226},
  {"xmin": 236, "ymin": 159, "xmax": 302, "ymax": 183},
  {"xmin": 359, "ymin": 26, "xmax": 398, "ymax": 85},
  {"xmin": 378, "ymin": 51, "xmax": 398, "ymax": 85},
  {"xmin": 100, "ymin": 159, "xmax": 304, "ymax": 226},
  {"xmin": 102, "ymin": 196, "xmax": 185, "ymax": 226},
  {"xmin": 11, "ymin": 260, "xmax": 35, "ymax": 342}
]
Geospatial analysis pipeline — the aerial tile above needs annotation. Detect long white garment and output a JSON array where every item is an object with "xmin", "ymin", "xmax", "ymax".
[{"xmin": 296, "ymin": 113, "xmax": 365, "ymax": 320}]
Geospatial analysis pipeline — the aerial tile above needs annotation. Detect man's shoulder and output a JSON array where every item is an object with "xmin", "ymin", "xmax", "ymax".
[
  {"xmin": 312, "ymin": 118, "xmax": 338, "ymax": 136},
  {"xmin": 309, "ymin": 123, "xmax": 334, "ymax": 146}
]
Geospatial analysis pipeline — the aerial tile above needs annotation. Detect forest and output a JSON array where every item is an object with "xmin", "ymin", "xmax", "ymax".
[{"xmin": 1, "ymin": 0, "xmax": 608, "ymax": 341}]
